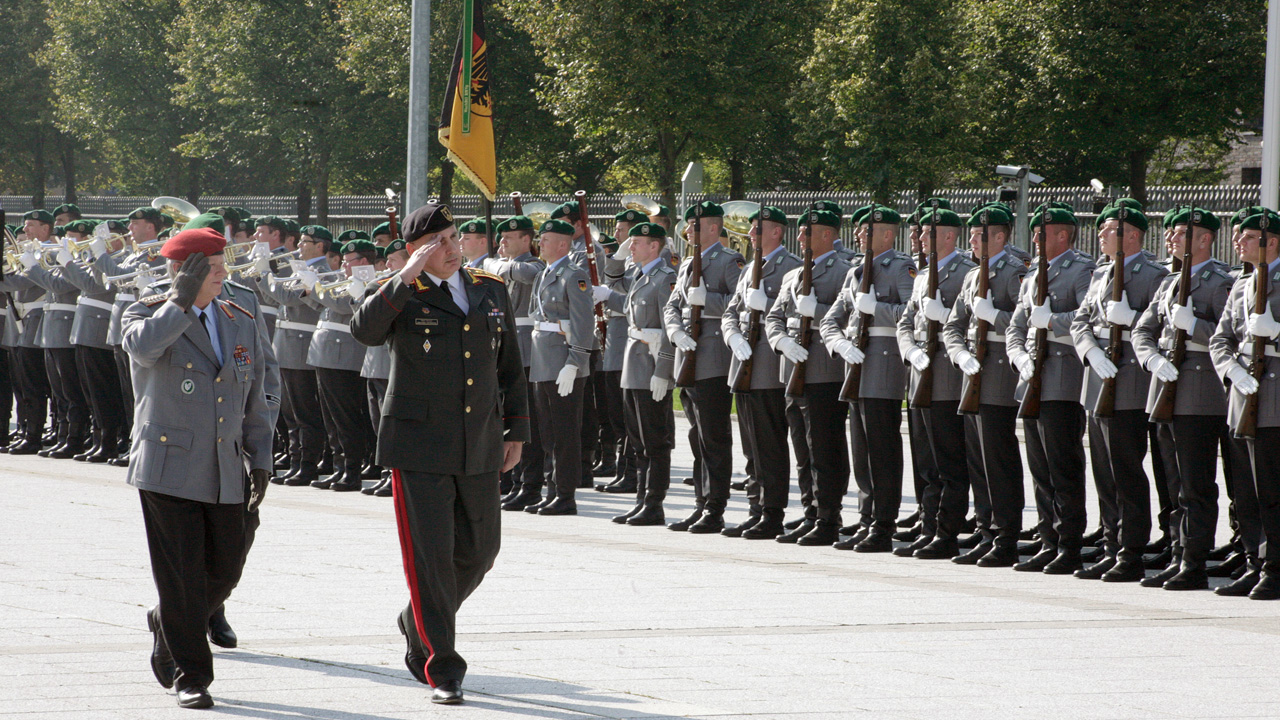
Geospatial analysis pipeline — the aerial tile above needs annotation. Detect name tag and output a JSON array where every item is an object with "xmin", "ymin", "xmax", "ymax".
[{"xmin": 415, "ymin": 318, "xmax": 439, "ymax": 326}]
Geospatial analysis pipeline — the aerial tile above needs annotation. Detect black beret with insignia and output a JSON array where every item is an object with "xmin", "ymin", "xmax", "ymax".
[{"xmin": 402, "ymin": 202, "xmax": 455, "ymax": 243}]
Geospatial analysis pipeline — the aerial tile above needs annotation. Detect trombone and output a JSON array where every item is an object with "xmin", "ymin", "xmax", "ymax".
[
  {"xmin": 314, "ymin": 268, "xmax": 397, "ymax": 299},
  {"xmin": 226, "ymin": 248, "xmax": 301, "ymax": 277},
  {"xmin": 104, "ymin": 265, "xmax": 166, "ymax": 289}
]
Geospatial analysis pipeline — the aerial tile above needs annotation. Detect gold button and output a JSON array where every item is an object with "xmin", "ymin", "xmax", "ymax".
[
  {"xmin": 218, "ymin": 417, "xmax": 224, "ymax": 423},
  {"xmin": 160, "ymin": 435, "xmax": 167, "ymax": 442},
  {"xmin": 216, "ymin": 377, "xmax": 222, "ymax": 383},
  {"xmin": 465, "ymin": 406, "xmax": 471, "ymax": 413},
  {"xmin": 217, "ymin": 397, "xmax": 223, "ymax": 403},
  {"xmin": 424, "ymin": 329, "xmax": 430, "ymax": 334},
  {"xmin": 464, "ymin": 351, "xmax": 470, "ymax": 358},
  {"xmin": 186, "ymin": 362, "xmax": 193, "ymax": 369},
  {"xmin": 467, "ymin": 378, "xmax": 473, "ymax": 386},
  {"xmin": 218, "ymin": 438, "xmax": 222, "ymax": 443},
  {"xmin": 463, "ymin": 323, "xmax": 470, "ymax": 331}
]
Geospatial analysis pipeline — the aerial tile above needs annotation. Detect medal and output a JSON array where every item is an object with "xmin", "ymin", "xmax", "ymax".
[{"xmin": 422, "ymin": 339, "xmax": 431, "ymax": 354}]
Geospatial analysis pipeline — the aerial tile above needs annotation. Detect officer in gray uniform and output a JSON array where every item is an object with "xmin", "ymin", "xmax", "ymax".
[
  {"xmin": 943, "ymin": 207, "xmax": 1028, "ymax": 567},
  {"xmin": 1132, "ymin": 207, "xmax": 1232, "ymax": 590},
  {"xmin": 599, "ymin": 222, "xmax": 678, "ymax": 526},
  {"xmin": 895, "ymin": 208, "xmax": 977, "ymax": 560},
  {"xmin": 723, "ymin": 206, "xmax": 804, "ymax": 540},
  {"xmin": 765, "ymin": 208, "xmax": 854, "ymax": 547},
  {"xmin": 820, "ymin": 205, "xmax": 916, "ymax": 551},
  {"xmin": 1006, "ymin": 206, "xmax": 1097, "ymax": 575},
  {"xmin": 1071, "ymin": 203, "xmax": 1169, "ymax": 582},
  {"xmin": 525, "ymin": 219, "xmax": 595, "ymax": 515},
  {"xmin": 663, "ymin": 200, "xmax": 744, "ymax": 534}
]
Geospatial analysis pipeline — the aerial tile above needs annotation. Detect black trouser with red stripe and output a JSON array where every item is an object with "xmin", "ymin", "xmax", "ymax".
[{"xmin": 391, "ymin": 469, "xmax": 501, "ymax": 687}]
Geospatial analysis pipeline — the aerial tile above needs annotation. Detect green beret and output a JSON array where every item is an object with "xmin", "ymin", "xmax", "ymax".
[
  {"xmin": 628, "ymin": 222, "xmax": 667, "ymax": 239},
  {"xmin": 63, "ymin": 219, "xmax": 96, "ymax": 234},
  {"xmin": 184, "ymin": 212, "xmax": 226, "ymax": 234},
  {"xmin": 653, "ymin": 204, "xmax": 671, "ymax": 218},
  {"xmin": 53, "ymin": 225, "xmax": 67, "ymax": 237},
  {"xmin": 615, "ymin": 209, "xmax": 647, "ymax": 224},
  {"xmin": 550, "ymin": 201, "xmax": 580, "ymax": 220},
  {"xmin": 337, "ymin": 229, "xmax": 371, "ymax": 245},
  {"xmin": 371, "ymin": 221, "xmax": 392, "ymax": 238},
  {"xmin": 385, "ymin": 238, "xmax": 408, "ymax": 254},
  {"xmin": 1098, "ymin": 204, "xmax": 1149, "ymax": 232},
  {"xmin": 255, "ymin": 215, "xmax": 288, "ymax": 231},
  {"xmin": 375, "ymin": 245, "xmax": 388, "ymax": 259},
  {"xmin": 749, "ymin": 205, "xmax": 787, "ymax": 225},
  {"xmin": 5, "ymin": 224, "xmax": 20, "ymax": 236},
  {"xmin": 282, "ymin": 218, "xmax": 300, "ymax": 235},
  {"xmin": 341, "ymin": 239, "xmax": 378, "ymax": 255},
  {"xmin": 1162, "ymin": 206, "xmax": 1181, "ymax": 228},
  {"xmin": 1113, "ymin": 197, "xmax": 1144, "ymax": 213},
  {"xmin": 858, "ymin": 205, "xmax": 901, "ymax": 226},
  {"xmin": 599, "ymin": 233, "xmax": 619, "ymax": 252},
  {"xmin": 967, "ymin": 205, "xmax": 1014, "ymax": 227},
  {"xmin": 799, "ymin": 209, "xmax": 841, "ymax": 229},
  {"xmin": 497, "ymin": 215, "xmax": 534, "ymax": 233},
  {"xmin": 919, "ymin": 208, "xmax": 963, "ymax": 227},
  {"xmin": 1239, "ymin": 210, "xmax": 1280, "ymax": 232},
  {"xmin": 1169, "ymin": 207, "xmax": 1220, "ymax": 232},
  {"xmin": 23, "ymin": 209, "xmax": 55, "ymax": 225},
  {"xmin": 1231, "ymin": 206, "xmax": 1270, "ymax": 228},
  {"xmin": 160, "ymin": 213, "xmax": 175, "ymax": 228},
  {"xmin": 459, "ymin": 218, "xmax": 489, "ymax": 234},
  {"xmin": 915, "ymin": 198, "xmax": 951, "ymax": 215},
  {"xmin": 301, "ymin": 225, "xmax": 333, "ymax": 242},
  {"xmin": 53, "ymin": 203, "xmax": 81, "ymax": 218},
  {"xmin": 1032, "ymin": 201, "xmax": 1073, "ymax": 215},
  {"xmin": 106, "ymin": 219, "xmax": 128, "ymax": 234},
  {"xmin": 683, "ymin": 201, "xmax": 724, "ymax": 221},
  {"xmin": 850, "ymin": 204, "xmax": 875, "ymax": 225},
  {"xmin": 811, "ymin": 200, "xmax": 844, "ymax": 216},
  {"xmin": 539, "ymin": 219, "xmax": 576, "ymax": 236},
  {"xmin": 1031, "ymin": 207, "xmax": 1077, "ymax": 227}
]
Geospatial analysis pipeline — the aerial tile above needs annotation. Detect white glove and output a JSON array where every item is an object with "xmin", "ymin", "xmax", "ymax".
[
  {"xmin": 728, "ymin": 333, "xmax": 753, "ymax": 362},
  {"xmin": 1030, "ymin": 302, "xmax": 1053, "ymax": 329},
  {"xmin": 1012, "ymin": 351, "xmax": 1035, "ymax": 381},
  {"xmin": 776, "ymin": 336, "xmax": 809, "ymax": 363},
  {"xmin": 1085, "ymin": 346, "xmax": 1117, "ymax": 380},
  {"xmin": 795, "ymin": 293, "xmax": 818, "ymax": 318},
  {"xmin": 650, "ymin": 375, "xmax": 671, "ymax": 402},
  {"xmin": 973, "ymin": 295, "xmax": 999, "ymax": 323},
  {"xmin": 89, "ymin": 236, "xmax": 107, "ymax": 258},
  {"xmin": 253, "ymin": 256, "xmax": 272, "ymax": 276},
  {"xmin": 922, "ymin": 292, "xmax": 949, "ymax": 322},
  {"xmin": 556, "ymin": 365, "xmax": 578, "ymax": 397},
  {"xmin": 686, "ymin": 285, "xmax": 707, "ymax": 306},
  {"xmin": 591, "ymin": 285, "xmax": 612, "ymax": 303},
  {"xmin": 906, "ymin": 346, "xmax": 931, "ymax": 372},
  {"xmin": 956, "ymin": 350, "xmax": 981, "ymax": 376},
  {"xmin": 56, "ymin": 248, "xmax": 73, "ymax": 266},
  {"xmin": 135, "ymin": 273, "xmax": 157, "ymax": 293},
  {"xmin": 638, "ymin": 328, "xmax": 663, "ymax": 346},
  {"xmin": 745, "ymin": 288, "xmax": 768, "ymax": 312},
  {"xmin": 1147, "ymin": 355, "xmax": 1179, "ymax": 383},
  {"xmin": 1227, "ymin": 364, "xmax": 1259, "ymax": 395},
  {"xmin": 670, "ymin": 329, "xmax": 697, "ymax": 352},
  {"xmin": 1106, "ymin": 292, "xmax": 1137, "ymax": 327},
  {"xmin": 855, "ymin": 291, "xmax": 878, "ymax": 315},
  {"xmin": 347, "ymin": 279, "xmax": 367, "ymax": 299},
  {"xmin": 1171, "ymin": 304, "xmax": 1197, "ymax": 333},
  {"xmin": 828, "ymin": 338, "xmax": 864, "ymax": 365},
  {"xmin": 297, "ymin": 269, "xmax": 319, "ymax": 290},
  {"xmin": 249, "ymin": 241, "xmax": 272, "ymax": 260},
  {"xmin": 615, "ymin": 237, "xmax": 633, "ymax": 257},
  {"xmin": 1248, "ymin": 311, "xmax": 1280, "ymax": 340},
  {"xmin": 19, "ymin": 251, "xmax": 37, "ymax": 270}
]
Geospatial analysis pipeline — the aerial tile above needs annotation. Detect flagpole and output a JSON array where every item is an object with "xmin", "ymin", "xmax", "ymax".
[
  {"xmin": 405, "ymin": 0, "xmax": 432, "ymax": 211},
  {"xmin": 484, "ymin": 198, "xmax": 495, "ymax": 259}
]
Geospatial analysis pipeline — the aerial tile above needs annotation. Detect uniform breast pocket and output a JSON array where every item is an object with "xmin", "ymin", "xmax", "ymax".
[
  {"xmin": 138, "ymin": 423, "xmax": 194, "ymax": 488},
  {"xmin": 170, "ymin": 353, "xmax": 208, "ymax": 402}
]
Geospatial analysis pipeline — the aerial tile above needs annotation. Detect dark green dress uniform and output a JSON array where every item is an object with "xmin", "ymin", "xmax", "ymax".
[{"xmin": 351, "ymin": 240, "xmax": 529, "ymax": 688}]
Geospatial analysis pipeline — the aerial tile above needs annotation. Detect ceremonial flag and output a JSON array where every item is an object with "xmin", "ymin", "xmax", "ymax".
[{"xmin": 438, "ymin": 0, "xmax": 496, "ymax": 200}]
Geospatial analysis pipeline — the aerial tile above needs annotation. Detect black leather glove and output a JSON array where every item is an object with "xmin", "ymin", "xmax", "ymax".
[
  {"xmin": 248, "ymin": 468, "xmax": 270, "ymax": 512},
  {"xmin": 170, "ymin": 253, "xmax": 209, "ymax": 310}
]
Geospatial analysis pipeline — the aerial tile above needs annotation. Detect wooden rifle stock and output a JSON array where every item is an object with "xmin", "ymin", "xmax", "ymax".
[
  {"xmin": 1093, "ymin": 211, "xmax": 1127, "ymax": 418},
  {"xmin": 674, "ymin": 210, "xmax": 703, "ymax": 387},
  {"xmin": 573, "ymin": 190, "xmax": 608, "ymax": 345},
  {"xmin": 785, "ymin": 214, "xmax": 815, "ymax": 398},
  {"xmin": 730, "ymin": 211, "xmax": 765, "ymax": 393},
  {"xmin": 1149, "ymin": 210, "xmax": 1194, "ymax": 423},
  {"xmin": 910, "ymin": 201, "xmax": 941, "ymax": 409},
  {"xmin": 838, "ymin": 238, "xmax": 875, "ymax": 402},
  {"xmin": 1237, "ymin": 216, "xmax": 1271, "ymax": 439},
  {"xmin": 510, "ymin": 191, "xmax": 524, "ymax": 216},
  {"xmin": 958, "ymin": 215, "xmax": 990, "ymax": 414},
  {"xmin": 1017, "ymin": 213, "xmax": 1051, "ymax": 420}
]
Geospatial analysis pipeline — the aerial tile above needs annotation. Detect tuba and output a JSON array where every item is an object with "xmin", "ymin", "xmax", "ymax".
[
  {"xmin": 151, "ymin": 196, "xmax": 200, "ymax": 226},
  {"xmin": 620, "ymin": 194, "xmax": 661, "ymax": 217},
  {"xmin": 720, "ymin": 200, "xmax": 760, "ymax": 260}
]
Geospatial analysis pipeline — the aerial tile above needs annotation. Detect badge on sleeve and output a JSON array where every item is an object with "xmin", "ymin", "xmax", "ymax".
[
  {"xmin": 233, "ymin": 345, "xmax": 252, "ymax": 368},
  {"xmin": 181, "ymin": 379, "xmax": 194, "ymax": 395},
  {"xmin": 578, "ymin": 279, "xmax": 588, "ymax": 292}
]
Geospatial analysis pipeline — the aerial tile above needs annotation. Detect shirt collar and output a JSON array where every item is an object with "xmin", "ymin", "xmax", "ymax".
[
  {"xmin": 1123, "ymin": 252, "xmax": 1140, "ymax": 267},
  {"xmin": 305, "ymin": 255, "xmax": 328, "ymax": 268},
  {"xmin": 1190, "ymin": 259, "xmax": 1212, "ymax": 275},
  {"xmin": 700, "ymin": 241, "xmax": 723, "ymax": 258},
  {"xmin": 641, "ymin": 257, "xmax": 663, "ymax": 275},
  {"xmin": 873, "ymin": 248, "xmax": 894, "ymax": 263},
  {"xmin": 987, "ymin": 250, "xmax": 1007, "ymax": 265},
  {"xmin": 426, "ymin": 270, "xmax": 461, "ymax": 289},
  {"xmin": 936, "ymin": 250, "xmax": 958, "ymax": 268},
  {"xmin": 811, "ymin": 250, "xmax": 836, "ymax": 266},
  {"xmin": 546, "ymin": 255, "xmax": 569, "ymax": 272},
  {"xmin": 763, "ymin": 245, "xmax": 785, "ymax": 262}
]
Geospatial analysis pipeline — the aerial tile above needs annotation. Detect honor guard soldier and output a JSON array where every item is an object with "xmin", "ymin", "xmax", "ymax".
[
  {"xmin": 820, "ymin": 205, "xmax": 916, "ymax": 552},
  {"xmin": 895, "ymin": 207, "xmax": 977, "ymax": 559},
  {"xmin": 525, "ymin": 218, "xmax": 595, "ymax": 515},
  {"xmin": 1132, "ymin": 207, "xmax": 1232, "ymax": 590},
  {"xmin": 722, "ymin": 206, "xmax": 805, "ymax": 539},
  {"xmin": 809, "ymin": 201, "xmax": 855, "ymax": 262},
  {"xmin": 122, "ymin": 227, "xmax": 273, "ymax": 709},
  {"xmin": 663, "ymin": 200, "xmax": 745, "ymax": 534},
  {"xmin": 459, "ymin": 218, "xmax": 490, "ymax": 268},
  {"xmin": 350, "ymin": 202, "xmax": 528, "ymax": 703},
  {"xmin": 765, "ymin": 207, "xmax": 854, "ymax": 546},
  {"xmin": 599, "ymin": 222, "xmax": 678, "ymax": 525},
  {"xmin": 1071, "ymin": 202, "xmax": 1169, "ymax": 582},
  {"xmin": 360, "ymin": 239, "xmax": 409, "ymax": 497},
  {"xmin": 1006, "ymin": 205, "xmax": 1097, "ymax": 574},
  {"xmin": 484, "ymin": 216, "xmax": 548, "ymax": 510},
  {"xmin": 943, "ymin": 206, "xmax": 1029, "ymax": 567}
]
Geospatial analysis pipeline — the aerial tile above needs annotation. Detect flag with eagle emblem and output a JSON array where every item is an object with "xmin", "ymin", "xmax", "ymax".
[{"xmin": 438, "ymin": 0, "xmax": 496, "ymax": 200}]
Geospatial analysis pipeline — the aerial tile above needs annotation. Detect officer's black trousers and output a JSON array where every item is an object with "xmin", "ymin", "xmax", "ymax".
[
  {"xmin": 921, "ymin": 401, "xmax": 968, "ymax": 540},
  {"xmin": 281, "ymin": 368, "xmax": 325, "ymax": 466},
  {"xmin": 1151, "ymin": 422, "xmax": 1179, "ymax": 540},
  {"xmin": 854, "ymin": 397, "xmax": 903, "ymax": 533},
  {"xmin": 1096, "ymin": 409, "xmax": 1151, "ymax": 561},
  {"xmin": 46, "ymin": 347, "xmax": 88, "ymax": 439},
  {"xmin": 75, "ymin": 345, "xmax": 124, "ymax": 434},
  {"xmin": 139, "ymin": 490, "xmax": 246, "ymax": 692},
  {"xmin": 908, "ymin": 407, "xmax": 934, "ymax": 524},
  {"xmin": 787, "ymin": 398, "xmax": 816, "ymax": 519},
  {"xmin": 684, "ymin": 377, "xmax": 734, "ymax": 513},
  {"xmin": 964, "ymin": 414, "xmax": 990, "ymax": 531},
  {"xmin": 977, "ymin": 404, "xmax": 1024, "ymax": 546},
  {"xmin": 391, "ymin": 469, "xmax": 500, "ymax": 687},
  {"xmin": 740, "ymin": 389, "xmax": 790, "ymax": 511},
  {"xmin": 847, "ymin": 402, "xmax": 873, "ymax": 526},
  {"xmin": 1026, "ymin": 401, "xmax": 1087, "ymax": 552},
  {"xmin": 114, "ymin": 346, "xmax": 134, "ymax": 439},
  {"xmin": 1169, "ymin": 415, "xmax": 1226, "ymax": 562},
  {"xmin": 13, "ymin": 346, "xmax": 49, "ymax": 438},
  {"xmin": 315, "ymin": 367, "xmax": 373, "ymax": 472},
  {"xmin": 623, "ymin": 388, "xmax": 673, "ymax": 509},
  {"xmin": 534, "ymin": 377, "xmax": 585, "ymax": 499},
  {"xmin": 793, "ymin": 383, "xmax": 849, "ymax": 524}
]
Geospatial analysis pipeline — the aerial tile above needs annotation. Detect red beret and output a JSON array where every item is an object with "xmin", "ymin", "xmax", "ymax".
[{"xmin": 159, "ymin": 227, "xmax": 226, "ymax": 262}]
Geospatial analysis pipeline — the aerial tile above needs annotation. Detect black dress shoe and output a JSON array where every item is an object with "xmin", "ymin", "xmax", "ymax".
[
  {"xmin": 896, "ymin": 510, "xmax": 920, "ymax": 528},
  {"xmin": 1144, "ymin": 534, "xmax": 1170, "ymax": 554},
  {"xmin": 1018, "ymin": 528, "xmax": 1039, "ymax": 541},
  {"xmin": 8, "ymin": 439, "xmax": 43, "ymax": 455},
  {"xmin": 373, "ymin": 480, "xmax": 394, "ymax": 498},
  {"xmin": 1206, "ymin": 552, "xmax": 1246, "ymax": 577},
  {"xmin": 284, "ymin": 472, "xmax": 315, "ymax": 487},
  {"xmin": 1216, "ymin": 569, "xmax": 1261, "ymax": 597},
  {"xmin": 956, "ymin": 532, "xmax": 984, "ymax": 550},
  {"xmin": 893, "ymin": 534, "xmax": 931, "ymax": 557},
  {"xmin": 1081, "ymin": 526, "xmax": 1105, "ymax": 547},
  {"xmin": 784, "ymin": 516, "xmax": 808, "ymax": 531},
  {"xmin": 524, "ymin": 496, "xmax": 553, "ymax": 514},
  {"xmin": 431, "ymin": 679, "xmax": 464, "ymax": 704},
  {"xmin": 107, "ymin": 455, "xmax": 130, "ymax": 467},
  {"xmin": 1163, "ymin": 565, "xmax": 1208, "ymax": 591},
  {"xmin": 892, "ymin": 523, "xmax": 922, "ymax": 543},
  {"xmin": 599, "ymin": 479, "xmax": 638, "ymax": 494},
  {"xmin": 626, "ymin": 506, "xmax": 666, "ymax": 526},
  {"xmin": 668, "ymin": 509, "xmax": 704, "ymax": 532},
  {"xmin": 976, "ymin": 544, "xmax": 1018, "ymax": 567},
  {"xmin": 86, "ymin": 446, "xmax": 117, "ymax": 464},
  {"xmin": 838, "ymin": 524, "xmax": 861, "ymax": 535},
  {"xmin": 1075, "ymin": 556, "xmax": 1117, "ymax": 579},
  {"xmin": 1014, "ymin": 548, "xmax": 1057, "ymax": 572},
  {"xmin": 777, "ymin": 518, "xmax": 815, "ymax": 544},
  {"xmin": 796, "ymin": 523, "xmax": 839, "ymax": 546},
  {"xmin": 914, "ymin": 536, "xmax": 959, "ymax": 560},
  {"xmin": 1143, "ymin": 547, "xmax": 1173, "ymax": 570},
  {"xmin": 688, "ymin": 512, "xmax": 725, "ymax": 534},
  {"xmin": 396, "ymin": 614, "xmax": 430, "ymax": 684},
  {"xmin": 362, "ymin": 477, "xmax": 387, "ymax": 495},
  {"xmin": 592, "ymin": 461, "xmax": 617, "ymax": 478},
  {"xmin": 37, "ymin": 442, "xmax": 62, "ymax": 458},
  {"xmin": 147, "ymin": 607, "xmax": 176, "ymax": 689},
  {"xmin": 310, "ymin": 475, "xmax": 338, "ymax": 490},
  {"xmin": 854, "ymin": 532, "xmax": 893, "ymax": 553},
  {"xmin": 270, "ymin": 474, "xmax": 287, "ymax": 486},
  {"xmin": 207, "ymin": 606, "xmax": 237, "ymax": 648},
  {"xmin": 538, "ymin": 497, "xmax": 578, "ymax": 515},
  {"xmin": 730, "ymin": 480, "xmax": 747, "ymax": 491},
  {"xmin": 1101, "ymin": 557, "xmax": 1145, "ymax": 582},
  {"xmin": 502, "ymin": 487, "xmax": 543, "ymax": 511},
  {"xmin": 177, "ymin": 685, "xmax": 214, "ymax": 709},
  {"xmin": 49, "ymin": 440, "xmax": 86, "ymax": 459},
  {"xmin": 1249, "ymin": 573, "xmax": 1280, "ymax": 600},
  {"xmin": 721, "ymin": 514, "xmax": 760, "ymax": 538},
  {"xmin": 1043, "ymin": 550, "xmax": 1084, "ymax": 575},
  {"xmin": 952, "ymin": 541, "xmax": 993, "ymax": 565},
  {"xmin": 683, "ymin": 477, "xmax": 695, "ymax": 486},
  {"xmin": 72, "ymin": 444, "xmax": 98, "ymax": 462},
  {"xmin": 613, "ymin": 503, "xmax": 643, "ymax": 524},
  {"xmin": 1141, "ymin": 560, "xmax": 1182, "ymax": 588},
  {"xmin": 1207, "ymin": 543, "xmax": 1235, "ymax": 562},
  {"xmin": 361, "ymin": 464, "xmax": 383, "ymax": 480},
  {"xmin": 742, "ymin": 516, "xmax": 784, "ymax": 540},
  {"xmin": 1079, "ymin": 546, "xmax": 1105, "ymax": 564},
  {"xmin": 331, "ymin": 469, "xmax": 364, "ymax": 491}
]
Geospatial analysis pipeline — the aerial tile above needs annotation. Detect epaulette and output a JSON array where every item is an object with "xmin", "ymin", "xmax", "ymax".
[
  {"xmin": 224, "ymin": 279, "xmax": 259, "ymax": 297},
  {"xmin": 659, "ymin": 265, "xmax": 676, "ymax": 275},
  {"xmin": 467, "ymin": 268, "xmax": 505, "ymax": 285},
  {"xmin": 140, "ymin": 294, "xmax": 167, "ymax": 307},
  {"xmin": 223, "ymin": 299, "xmax": 254, "ymax": 318}
]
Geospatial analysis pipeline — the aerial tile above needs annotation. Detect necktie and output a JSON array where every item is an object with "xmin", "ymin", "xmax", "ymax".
[{"xmin": 199, "ymin": 310, "xmax": 221, "ymax": 367}]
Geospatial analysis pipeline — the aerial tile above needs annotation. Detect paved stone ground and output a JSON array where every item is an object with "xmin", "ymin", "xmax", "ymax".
[{"xmin": 2, "ymin": 417, "xmax": 1278, "ymax": 720}]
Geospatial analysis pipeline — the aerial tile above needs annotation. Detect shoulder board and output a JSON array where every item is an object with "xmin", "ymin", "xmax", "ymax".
[
  {"xmin": 468, "ymin": 268, "xmax": 505, "ymax": 284},
  {"xmin": 224, "ymin": 299, "xmax": 254, "ymax": 318},
  {"xmin": 140, "ymin": 294, "xmax": 167, "ymax": 307},
  {"xmin": 824, "ymin": 257, "xmax": 836, "ymax": 268},
  {"xmin": 225, "ymin": 279, "xmax": 257, "ymax": 295},
  {"xmin": 412, "ymin": 276, "xmax": 431, "ymax": 292},
  {"xmin": 1062, "ymin": 259, "xmax": 1072, "ymax": 268},
  {"xmin": 659, "ymin": 265, "xmax": 676, "ymax": 275},
  {"xmin": 376, "ymin": 275, "xmax": 395, "ymax": 286}
]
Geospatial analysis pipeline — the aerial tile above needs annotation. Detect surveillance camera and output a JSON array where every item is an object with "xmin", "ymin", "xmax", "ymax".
[
  {"xmin": 995, "ymin": 165, "xmax": 1026, "ymax": 179},
  {"xmin": 1090, "ymin": 179, "xmax": 1105, "ymax": 194}
]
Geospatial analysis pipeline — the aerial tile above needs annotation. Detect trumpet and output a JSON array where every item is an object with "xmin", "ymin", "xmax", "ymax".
[
  {"xmin": 105, "ymin": 265, "xmax": 166, "ymax": 289},
  {"xmin": 314, "ymin": 268, "xmax": 398, "ymax": 298},
  {"xmin": 226, "ymin": 248, "xmax": 301, "ymax": 277},
  {"xmin": 271, "ymin": 268, "xmax": 343, "ymax": 292},
  {"xmin": 223, "ymin": 240, "xmax": 261, "ymax": 264}
]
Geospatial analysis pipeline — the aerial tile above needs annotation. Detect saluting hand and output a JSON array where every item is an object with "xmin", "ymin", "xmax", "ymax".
[{"xmin": 400, "ymin": 238, "xmax": 445, "ymax": 284}]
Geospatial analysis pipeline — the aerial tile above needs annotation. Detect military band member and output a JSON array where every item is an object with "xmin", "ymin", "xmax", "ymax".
[
  {"xmin": 943, "ymin": 207, "xmax": 1028, "ymax": 567},
  {"xmin": 663, "ymin": 201, "xmax": 744, "ymax": 534},
  {"xmin": 1071, "ymin": 203, "xmax": 1169, "ymax": 582},
  {"xmin": 895, "ymin": 208, "xmax": 976, "ymax": 559},
  {"xmin": 765, "ymin": 208, "xmax": 854, "ymax": 546},
  {"xmin": 52, "ymin": 202, "xmax": 81, "ymax": 227},
  {"xmin": 722, "ymin": 206, "xmax": 804, "ymax": 539},
  {"xmin": 1, "ymin": 212, "xmax": 51, "ymax": 455},
  {"xmin": 1131, "ymin": 207, "xmax": 1232, "ymax": 590},
  {"xmin": 350, "ymin": 202, "xmax": 528, "ymax": 703},
  {"xmin": 820, "ymin": 205, "xmax": 916, "ymax": 551}
]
